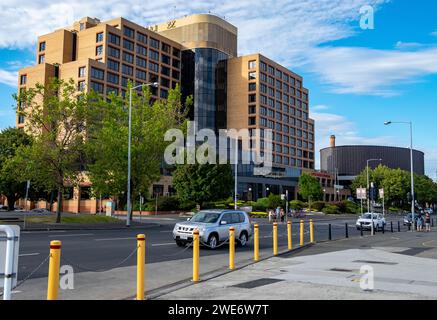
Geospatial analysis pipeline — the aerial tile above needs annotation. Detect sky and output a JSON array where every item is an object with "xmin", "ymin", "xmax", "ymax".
[{"xmin": 0, "ymin": 0, "xmax": 436, "ymax": 180}]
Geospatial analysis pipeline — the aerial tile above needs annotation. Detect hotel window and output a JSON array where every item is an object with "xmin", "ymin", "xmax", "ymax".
[
  {"xmin": 297, "ymin": 140, "xmax": 303, "ymax": 147},
  {"xmin": 173, "ymin": 48, "xmax": 181, "ymax": 58},
  {"xmin": 38, "ymin": 54, "xmax": 45, "ymax": 64},
  {"xmin": 162, "ymin": 43, "xmax": 171, "ymax": 53},
  {"xmin": 137, "ymin": 32, "xmax": 147, "ymax": 44},
  {"xmin": 123, "ymin": 52, "xmax": 134, "ymax": 64},
  {"xmin": 160, "ymin": 66, "xmax": 170, "ymax": 77},
  {"xmin": 296, "ymin": 80, "xmax": 302, "ymax": 88},
  {"xmin": 149, "ymin": 62, "xmax": 159, "ymax": 73},
  {"xmin": 296, "ymin": 159, "xmax": 302, "ymax": 167},
  {"xmin": 268, "ymin": 109, "xmax": 274, "ymax": 118},
  {"xmin": 90, "ymin": 81, "xmax": 104, "ymax": 93},
  {"xmin": 248, "ymin": 60, "xmax": 256, "ymax": 69},
  {"xmin": 136, "ymin": 69, "xmax": 147, "ymax": 80},
  {"xmin": 302, "ymin": 102, "xmax": 308, "ymax": 110},
  {"xmin": 290, "ymin": 78, "xmax": 296, "ymax": 86},
  {"xmin": 275, "ymin": 156, "xmax": 282, "ymax": 164},
  {"xmin": 107, "ymin": 59, "xmax": 119, "ymax": 72},
  {"xmin": 91, "ymin": 67, "xmax": 104, "ymax": 80},
  {"xmin": 283, "ymin": 74, "xmax": 289, "ymax": 82},
  {"xmin": 106, "ymin": 86, "xmax": 118, "ymax": 95},
  {"xmin": 249, "ymin": 83, "xmax": 256, "ymax": 92},
  {"xmin": 20, "ymin": 75, "xmax": 27, "ymax": 85},
  {"xmin": 123, "ymin": 39, "xmax": 134, "ymax": 51},
  {"xmin": 150, "ymin": 38, "xmax": 160, "ymax": 49},
  {"xmin": 260, "ymin": 106, "xmax": 266, "ymax": 115},
  {"xmin": 78, "ymin": 66, "xmax": 86, "ymax": 78},
  {"xmin": 260, "ymin": 95, "xmax": 267, "ymax": 105},
  {"xmin": 284, "ymin": 136, "xmax": 289, "ymax": 144},
  {"xmin": 96, "ymin": 32, "xmax": 104, "ymax": 43},
  {"xmin": 121, "ymin": 77, "xmax": 131, "ymax": 87},
  {"xmin": 96, "ymin": 45, "xmax": 103, "ymax": 56},
  {"xmin": 268, "ymin": 120, "xmax": 274, "ymax": 129},
  {"xmin": 18, "ymin": 115, "xmax": 25, "ymax": 124},
  {"xmin": 248, "ymin": 117, "xmax": 256, "ymax": 126},
  {"xmin": 268, "ymin": 66, "xmax": 275, "ymax": 75},
  {"xmin": 260, "ymin": 61, "xmax": 267, "ymax": 72},
  {"xmin": 172, "ymin": 59, "xmax": 180, "ymax": 69},
  {"xmin": 283, "ymin": 157, "xmax": 289, "ymax": 165},
  {"xmin": 122, "ymin": 64, "xmax": 133, "ymax": 76},
  {"xmin": 249, "ymin": 106, "xmax": 256, "ymax": 114},
  {"xmin": 149, "ymin": 49, "xmax": 159, "ymax": 61},
  {"xmin": 161, "ymin": 77, "xmax": 170, "ymax": 88},
  {"xmin": 268, "ymin": 98, "xmax": 274, "ymax": 108},
  {"xmin": 136, "ymin": 44, "xmax": 147, "ymax": 57},
  {"xmin": 248, "ymin": 94, "xmax": 256, "ymax": 103},
  {"xmin": 160, "ymin": 89, "xmax": 168, "ymax": 99},
  {"xmin": 78, "ymin": 81, "xmax": 86, "ymax": 92},
  {"xmin": 107, "ymin": 72, "xmax": 119, "ymax": 85},
  {"xmin": 276, "ymin": 69, "xmax": 282, "ymax": 78},
  {"xmin": 260, "ymin": 117, "xmax": 267, "ymax": 127},
  {"xmin": 123, "ymin": 26, "xmax": 135, "ymax": 38},
  {"xmin": 161, "ymin": 54, "xmax": 171, "ymax": 65},
  {"xmin": 172, "ymin": 70, "xmax": 180, "ymax": 80},
  {"xmin": 109, "ymin": 33, "xmax": 120, "ymax": 46},
  {"xmin": 39, "ymin": 42, "xmax": 46, "ymax": 52},
  {"xmin": 268, "ymin": 87, "xmax": 274, "ymax": 97},
  {"xmin": 136, "ymin": 57, "xmax": 147, "ymax": 68},
  {"xmin": 276, "ymin": 80, "xmax": 281, "ymax": 90},
  {"xmin": 260, "ymin": 83, "xmax": 267, "ymax": 94},
  {"xmin": 260, "ymin": 73, "xmax": 267, "ymax": 82}
]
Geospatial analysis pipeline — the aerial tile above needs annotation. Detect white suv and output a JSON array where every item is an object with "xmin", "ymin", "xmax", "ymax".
[
  {"xmin": 356, "ymin": 213, "xmax": 386, "ymax": 231},
  {"xmin": 173, "ymin": 210, "xmax": 253, "ymax": 249}
]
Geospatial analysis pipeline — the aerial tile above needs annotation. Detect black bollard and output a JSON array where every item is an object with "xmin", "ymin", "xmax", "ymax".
[
  {"xmin": 398, "ymin": 221, "xmax": 401, "ymax": 232},
  {"xmin": 408, "ymin": 223, "xmax": 411, "ymax": 231},
  {"xmin": 360, "ymin": 222, "xmax": 363, "ymax": 237},
  {"xmin": 390, "ymin": 221, "xmax": 393, "ymax": 233},
  {"xmin": 345, "ymin": 223, "xmax": 349, "ymax": 238},
  {"xmin": 382, "ymin": 223, "xmax": 385, "ymax": 234},
  {"xmin": 328, "ymin": 224, "xmax": 332, "ymax": 241}
]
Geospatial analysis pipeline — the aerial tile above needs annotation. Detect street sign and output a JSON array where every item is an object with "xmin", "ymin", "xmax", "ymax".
[
  {"xmin": 356, "ymin": 188, "xmax": 367, "ymax": 200},
  {"xmin": 334, "ymin": 185, "xmax": 344, "ymax": 190},
  {"xmin": 0, "ymin": 225, "xmax": 20, "ymax": 290},
  {"xmin": 280, "ymin": 194, "xmax": 285, "ymax": 200},
  {"xmin": 379, "ymin": 188, "xmax": 384, "ymax": 199}
]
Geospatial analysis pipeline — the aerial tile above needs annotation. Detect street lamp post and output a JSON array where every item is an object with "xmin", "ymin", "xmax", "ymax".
[
  {"xmin": 384, "ymin": 121, "xmax": 415, "ymax": 230},
  {"xmin": 126, "ymin": 82, "xmax": 159, "ymax": 227}
]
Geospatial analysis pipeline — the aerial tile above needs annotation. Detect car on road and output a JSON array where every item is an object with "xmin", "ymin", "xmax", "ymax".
[
  {"xmin": 30, "ymin": 208, "xmax": 51, "ymax": 214},
  {"xmin": 173, "ymin": 209, "xmax": 253, "ymax": 249},
  {"xmin": 403, "ymin": 213, "xmax": 421, "ymax": 226},
  {"xmin": 356, "ymin": 213, "xmax": 386, "ymax": 231}
]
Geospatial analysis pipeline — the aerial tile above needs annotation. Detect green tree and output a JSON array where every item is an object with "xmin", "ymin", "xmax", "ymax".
[
  {"xmin": 85, "ymin": 84, "xmax": 190, "ymax": 215},
  {"xmin": 298, "ymin": 173, "xmax": 323, "ymax": 211},
  {"xmin": 0, "ymin": 128, "xmax": 32, "ymax": 210},
  {"xmin": 173, "ymin": 163, "xmax": 233, "ymax": 208},
  {"xmin": 15, "ymin": 78, "xmax": 88, "ymax": 223}
]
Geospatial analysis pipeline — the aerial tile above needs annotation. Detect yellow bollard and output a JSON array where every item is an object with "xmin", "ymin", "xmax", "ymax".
[
  {"xmin": 310, "ymin": 219, "xmax": 314, "ymax": 243},
  {"xmin": 136, "ymin": 234, "xmax": 146, "ymax": 300},
  {"xmin": 254, "ymin": 224, "xmax": 259, "ymax": 262},
  {"xmin": 287, "ymin": 221, "xmax": 292, "ymax": 250},
  {"xmin": 300, "ymin": 220, "xmax": 304, "ymax": 246},
  {"xmin": 229, "ymin": 227, "xmax": 235, "ymax": 270},
  {"xmin": 192, "ymin": 230, "xmax": 199, "ymax": 282},
  {"xmin": 273, "ymin": 222, "xmax": 278, "ymax": 256},
  {"xmin": 47, "ymin": 240, "xmax": 61, "ymax": 300}
]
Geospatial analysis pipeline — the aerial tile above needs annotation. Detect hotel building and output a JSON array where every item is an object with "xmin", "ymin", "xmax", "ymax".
[{"xmin": 16, "ymin": 14, "xmax": 315, "ymax": 212}]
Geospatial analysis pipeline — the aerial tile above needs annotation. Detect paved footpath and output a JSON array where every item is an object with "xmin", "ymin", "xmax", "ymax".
[{"xmin": 157, "ymin": 230, "xmax": 437, "ymax": 300}]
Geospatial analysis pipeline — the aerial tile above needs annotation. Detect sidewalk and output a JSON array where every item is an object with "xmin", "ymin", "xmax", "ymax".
[{"xmin": 156, "ymin": 230, "xmax": 437, "ymax": 300}]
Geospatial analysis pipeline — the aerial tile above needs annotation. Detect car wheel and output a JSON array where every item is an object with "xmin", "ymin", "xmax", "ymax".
[
  {"xmin": 176, "ymin": 240, "xmax": 186, "ymax": 247},
  {"xmin": 207, "ymin": 233, "xmax": 219, "ymax": 250},
  {"xmin": 238, "ymin": 232, "xmax": 248, "ymax": 247}
]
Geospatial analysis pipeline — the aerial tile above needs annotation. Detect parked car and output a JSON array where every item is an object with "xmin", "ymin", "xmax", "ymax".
[
  {"xmin": 30, "ymin": 208, "xmax": 51, "ymax": 214},
  {"xmin": 0, "ymin": 205, "xmax": 8, "ymax": 211},
  {"xmin": 173, "ymin": 210, "xmax": 253, "ymax": 249},
  {"xmin": 403, "ymin": 213, "xmax": 421, "ymax": 226},
  {"xmin": 424, "ymin": 208, "xmax": 434, "ymax": 215},
  {"xmin": 356, "ymin": 213, "xmax": 386, "ymax": 231}
]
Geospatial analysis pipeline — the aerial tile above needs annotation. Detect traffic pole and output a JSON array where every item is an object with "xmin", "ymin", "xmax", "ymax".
[
  {"xmin": 192, "ymin": 230, "xmax": 199, "ymax": 282},
  {"xmin": 229, "ymin": 227, "xmax": 235, "ymax": 270},
  {"xmin": 287, "ymin": 221, "xmax": 292, "ymax": 250},
  {"xmin": 329, "ymin": 223, "xmax": 332, "ymax": 240},
  {"xmin": 47, "ymin": 240, "xmax": 61, "ymax": 300},
  {"xmin": 136, "ymin": 234, "xmax": 146, "ymax": 300},
  {"xmin": 254, "ymin": 224, "xmax": 259, "ymax": 262},
  {"xmin": 300, "ymin": 220, "xmax": 304, "ymax": 246},
  {"xmin": 345, "ymin": 223, "xmax": 349, "ymax": 238},
  {"xmin": 310, "ymin": 219, "xmax": 314, "ymax": 243},
  {"xmin": 273, "ymin": 223, "xmax": 278, "ymax": 256}
]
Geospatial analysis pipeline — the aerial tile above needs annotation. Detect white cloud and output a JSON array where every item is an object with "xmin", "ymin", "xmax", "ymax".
[
  {"xmin": 0, "ymin": 69, "xmax": 18, "ymax": 87},
  {"xmin": 312, "ymin": 105, "xmax": 330, "ymax": 111},
  {"xmin": 431, "ymin": 31, "xmax": 437, "ymax": 37},
  {"xmin": 395, "ymin": 41, "xmax": 424, "ymax": 49}
]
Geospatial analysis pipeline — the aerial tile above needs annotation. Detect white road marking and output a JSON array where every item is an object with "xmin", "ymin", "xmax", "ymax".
[
  {"xmin": 151, "ymin": 242, "xmax": 176, "ymax": 247},
  {"xmin": 95, "ymin": 237, "xmax": 134, "ymax": 241},
  {"xmin": 48, "ymin": 233, "xmax": 94, "ymax": 237},
  {"xmin": 22, "ymin": 230, "xmax": 67, "ymax": 234},
  {"xmin": 19, "ymin": 252, "xmax": 40, "ymax": 257}
]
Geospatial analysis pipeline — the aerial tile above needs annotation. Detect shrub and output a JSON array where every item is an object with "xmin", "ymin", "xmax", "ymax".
[
  {"xmin": 156, "ymin": 196, "xmax": 180, "ymax": 211},
  {"xmin": 290, "ymin": 200, "xmax": 305, "ymax": 210},
  {"xmin": 252, "ymin": 197, "xmax": 269, "ymax": 211},
  {"xmin": 322, "ymin": 205, "xmax": 340, "ymax": 215},
  {"xmin": 250, "ymin": 211, "xmax": 268, "ymax": 218},
  {"xmin": 311, "ymin": 201, "xmax": 326, "ymax": 212},
  {"xmin": 179, "ymin": 200, "xmax": 197, "ymax": 211},
  {"xmin": 268, "ymin": 194, "xmax": 283, "ymax": 209}
]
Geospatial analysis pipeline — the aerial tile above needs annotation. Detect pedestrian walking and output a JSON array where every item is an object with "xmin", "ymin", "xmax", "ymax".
[
  {"xmin": 425, "ymin": 213, "xmax": 431, "ymax": 232},
  {"xmin": 268, "ymin": 210, "xmax": 273, "ymax": 223},
  {"xmin": 417, "ymin": 214, "xmax": 424, "ymax": 231},
  {"xmin": 275, "ymin": 207, "xmax": 280, "ymax": 222},
  {"xmin": 280, "ymin": 208, "xmax": 285, "ymax": 223}
]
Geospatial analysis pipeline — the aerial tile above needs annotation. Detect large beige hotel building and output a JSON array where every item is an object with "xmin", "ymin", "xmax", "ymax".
[{"xmin": 17, "ymin": 14, "xmax": 315, "ymax": 213}]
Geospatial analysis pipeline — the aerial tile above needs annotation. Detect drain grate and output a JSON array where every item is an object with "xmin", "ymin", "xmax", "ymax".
[
  {"xmin": 232, "ymin": 278, "xmax": 284, "ymax": 289},
  {"xmin": 353, "ymin": 260, "xmax": 398, "ymax": 265}
]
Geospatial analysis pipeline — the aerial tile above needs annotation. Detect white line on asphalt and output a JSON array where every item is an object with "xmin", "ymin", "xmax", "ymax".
[
  {"xmin": 19, "ymin": 253, "xmax": 40, "ymax": 257},
  {"xmin": 48, "ymin": 233, "xmax": 94, "ymax": 237},
  {"xmin": 95, "ymin": 237, "xmax": 134, "ymax": 241},
  {"xmin": 22, "ymin": 230, "xmax": 67, "ymax": 234},
  {"xmin": 151, "ymin": 242, "xmax": 175, "ymax": 247}
]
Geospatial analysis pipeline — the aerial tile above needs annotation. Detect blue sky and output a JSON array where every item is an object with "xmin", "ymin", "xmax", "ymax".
[{"xmin": 0, "ymin": 0, "xmax": 436, "ymax": 179}]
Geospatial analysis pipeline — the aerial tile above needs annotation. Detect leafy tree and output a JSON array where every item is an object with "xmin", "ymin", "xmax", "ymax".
[
  {"xmin": 298, "ymin": 173, "xmax": 323, "ymax": 211},
  {"xmin": 14, "ymin": 79, "xmax": 87, "ymax": 223},
  {"xmin": 173, "ymin": 163, "xmax": 233, "ymax": 208},
  {"xmin": 85, "ymin": 84, "xmax": 190, "ymax": 215},
  {"xmin": 0, "ymin": 128, "xmax": 32, "ymax": 210},
  {"xmin": 267, "ymin": 194, "xmax": 283, "ymax": 209}
]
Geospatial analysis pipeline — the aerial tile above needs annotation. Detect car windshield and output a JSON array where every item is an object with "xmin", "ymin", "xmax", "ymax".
[
  {"xmin": 190, "ymin": 211, "xmax": 221, "ymax": 223},
  {"xmin": 362, "ymin": 214, "xmax": 377, "ymax": 219}
]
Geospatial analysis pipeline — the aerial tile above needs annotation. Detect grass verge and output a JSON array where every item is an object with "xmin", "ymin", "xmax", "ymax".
[{"xmin": 26, "ymin": 214, "xmax": 121, "ymax": 224}]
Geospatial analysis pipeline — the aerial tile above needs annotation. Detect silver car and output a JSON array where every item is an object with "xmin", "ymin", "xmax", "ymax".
[{"xmin": 172, "ymin": 210, "xmax": 253, "ymax": 249}]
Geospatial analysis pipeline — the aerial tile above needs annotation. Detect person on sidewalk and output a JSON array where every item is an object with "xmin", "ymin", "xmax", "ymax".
[
  {"xmin": 268, "ymin": 210, "xmax": 274, "ymax": 223},
  {"xmin": 417, "ymin": 214, "xmax": 424, "ymax": 232},
  {"xmin": 425, "ymin": 213, "xmax": 431, "ymax": 232},
  {"xmin": 280, "ymin": 208, "xmax": 285, "ymax": 223}
]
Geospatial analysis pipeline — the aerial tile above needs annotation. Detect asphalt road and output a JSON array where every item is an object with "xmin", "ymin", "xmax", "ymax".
[{"xmin": 15, "ymin": 214, "xmax": 410, "ymax": 283}]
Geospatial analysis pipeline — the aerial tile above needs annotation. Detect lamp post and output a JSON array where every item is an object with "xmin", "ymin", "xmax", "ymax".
[
  {"xmin": 384, "ymin": 121, "xmax": 415, "ymax": 230},
  {"xmin": 366, "ymin": 158, "xmax": 382, "ymax": 213},
  {"xmin": 126, "ymin": 82, "xmax": 159, "ymax": 227}
]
